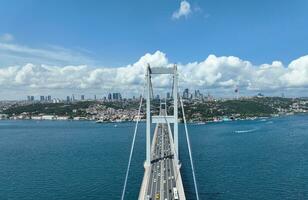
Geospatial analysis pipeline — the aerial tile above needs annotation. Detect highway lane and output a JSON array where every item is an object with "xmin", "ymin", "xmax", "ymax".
[{"xmin": 146, "ymin": 124, "xmax": 177, "ymax": 200}]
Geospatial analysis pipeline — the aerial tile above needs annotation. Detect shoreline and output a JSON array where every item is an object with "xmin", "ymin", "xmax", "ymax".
[{"xmin": 1, "ymin": 112, "xmax": 307, "ymax": 124}]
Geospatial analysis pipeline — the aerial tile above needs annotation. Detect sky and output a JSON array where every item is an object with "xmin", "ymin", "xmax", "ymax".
[{"xmin": 0, "ymin": 0, "xmax": 308, "ymax": 99}]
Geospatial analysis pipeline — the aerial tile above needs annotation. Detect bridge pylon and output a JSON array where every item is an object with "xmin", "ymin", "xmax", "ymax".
[
  {"xmin": 145, "ymin": 64, "xmax": 179, "ymax": 166},
  {"xmin": 139, "ymin": 64, "xmax": 185, "ymax": 200}
]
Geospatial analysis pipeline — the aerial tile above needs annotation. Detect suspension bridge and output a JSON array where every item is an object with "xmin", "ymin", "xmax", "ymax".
[{"xmin": 121, "ymin": 65, "xmax": 199, "ymax": 200}]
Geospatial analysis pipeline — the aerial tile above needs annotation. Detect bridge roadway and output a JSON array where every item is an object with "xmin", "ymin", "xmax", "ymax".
[
  {"xmin": 139, "ymin": 109, "xmax": 185, "ymax": 200},
  {"xmin": 146, "ymin": 123, "xmax": 177, "ymax": 199}
]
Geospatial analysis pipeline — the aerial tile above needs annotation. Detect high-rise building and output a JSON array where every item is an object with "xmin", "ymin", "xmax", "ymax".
[
  {"xmin": 108, "ymin": 93, "xmax": 112, "ymax": 100},
  {"xmin": 47, "ymin": 95, "xmax": 52, "ymax": 101},
  {"xmin": 81, "ymin": 95, "xmax": 85, "ymax": 101},
  {"xmin": 194, "ymin": 90, "xmax": 202, "ymax": 99},
  {"xmin": 112, "ymin": 93, "xmax": 122, "ymax": 101},
  {"xmin": 27, "ymin": 96, "xmax": 35, "ymax": 101},
  {"xmin": 166, "ymin": 92, "xmax": 171, "ymax": 99},
  {"xmin": 281, "ymin": 93, "xmax": 285, "ymax": 98},
  {"xmin": 66, "ymin": 96, "xmax": 70, "ymax": 102},
  {"xmin": 183, "ymin": 88, "xmax": 189, "ymax": 99}
]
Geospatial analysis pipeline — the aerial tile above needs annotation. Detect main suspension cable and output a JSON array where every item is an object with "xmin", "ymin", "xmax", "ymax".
[
  {"xmin": 121, "ymin": 81, "xmax": 146, "ymax": 200},
  {"xmin": 178, "ymin": 74, "xmax": 200, "ymax": 200}
]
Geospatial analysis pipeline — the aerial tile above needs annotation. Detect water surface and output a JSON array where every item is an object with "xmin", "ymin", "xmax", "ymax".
[{"xmin": 0, "ymin": 115, "xmax": 307, "ymax": 199}]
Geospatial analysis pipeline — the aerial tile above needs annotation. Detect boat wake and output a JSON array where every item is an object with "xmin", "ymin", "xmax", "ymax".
[{"xmin": 234, "ymin": 128, "xmax": 257, "ymax": 133}]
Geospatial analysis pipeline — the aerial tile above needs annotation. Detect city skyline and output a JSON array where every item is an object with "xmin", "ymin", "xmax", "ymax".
[
  {"xmin": 13, "ymin": 89, "xmax": 299, "ymax": 103},
  {"xmin": 0, "ymin": 1, "xmax": 308, "ymax": 99}
]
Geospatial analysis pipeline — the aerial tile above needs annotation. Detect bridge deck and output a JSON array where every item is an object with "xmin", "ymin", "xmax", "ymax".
[{"xmin": 139, "ymin": 122, "xmax": 185, "ymax": 200}]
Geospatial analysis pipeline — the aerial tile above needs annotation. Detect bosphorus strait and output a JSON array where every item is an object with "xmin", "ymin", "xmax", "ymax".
[{"xmin": 1, "ymin": 115, "xmax": 307, "ymax": 200}]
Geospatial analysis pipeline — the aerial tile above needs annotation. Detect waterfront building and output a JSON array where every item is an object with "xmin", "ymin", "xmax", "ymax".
[{"xmin": 41, "ymin": 115, "xmax": 56, "ymax": 120}]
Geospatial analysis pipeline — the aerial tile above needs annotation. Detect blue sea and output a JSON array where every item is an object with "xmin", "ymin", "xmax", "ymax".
[{"xmin": 0, "ymin": 115, "xmax": 307, "ymax": 200}]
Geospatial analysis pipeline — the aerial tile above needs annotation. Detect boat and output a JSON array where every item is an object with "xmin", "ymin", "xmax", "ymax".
[{"xmin": 95, "ymin": 119, "xmax": 105, "ymax": 123}]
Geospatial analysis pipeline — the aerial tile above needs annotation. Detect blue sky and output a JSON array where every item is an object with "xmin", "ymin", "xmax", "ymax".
[
  {"xmin": 1, "ymin": 0, "xmax": 308, "ymax": 66},
  {"xmin": 0, "ymin": 0, "xmax": 308, "ymax": 99}
]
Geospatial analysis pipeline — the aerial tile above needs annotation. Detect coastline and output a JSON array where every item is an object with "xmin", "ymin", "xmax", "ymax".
[{"xmin": 1, "ymin": 112, "xmax": 307, "ymax": 124}]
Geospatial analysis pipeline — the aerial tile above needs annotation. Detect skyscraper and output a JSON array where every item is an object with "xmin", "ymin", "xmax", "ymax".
[
  {"xmin": 194, "ymin": 90, "xmax": 202, "ymax": 99},
  {"xmin": 27, "ymin": 96, "xmax": 35, "ymax": 101},
  {"xmin": 166, "ymin": 92, "xmax": 171, "ymax": 99},
  {"xmin": 108, "ymin": 93, "xmax": 112, "ymax": 100},
  {"xmin": 40, "ymin": 96, "xmax": 45, "ymax": 101},
  {"xmin": 112, "ymin": 93, "xmax": 122, "ymax": 101},
  {"xmin": 81, "ymin": 95, "xmax": 85, "ymax": 101},
  {"xmin": 183, "ymin": 88, "xmax": 189, "ymax": 99}
]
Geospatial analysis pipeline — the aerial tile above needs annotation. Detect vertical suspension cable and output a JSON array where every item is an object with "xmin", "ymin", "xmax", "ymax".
[
  {"xmin": 179, "ymin": 83, "xmax": 200, "ymax": 200},
  {"xmin": 171, "ymin": 75, "xmax": 174, "ymax": 99},
  {"xmin": 149, "ymin": 76, "xmax": 154, "ymax": 99},
  {"xmin": 121, "ymin": 81, "xmax": 146, "ymax": 200}
]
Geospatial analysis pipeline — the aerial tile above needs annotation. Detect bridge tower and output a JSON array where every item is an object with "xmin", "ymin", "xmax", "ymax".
[
  {"xmin": 145, "ymin": 64, "xmax": 179, "ymax": 166},
  {"xmin": 139, "ymin": 64, "xmax": 186, "ymax": 200}
]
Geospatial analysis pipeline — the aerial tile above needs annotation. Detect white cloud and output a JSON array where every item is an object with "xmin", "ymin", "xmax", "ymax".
[
  {"xmin": 281, "ymin": 55, "xmax": 308, "ymax": 87},
  {"xmin": 0, "ymin": 51, "xmax": 308, "ymax": 99},
  {"xmin": 172, "ymin": 1, "xmax": 191, "ymax": 19},
  {"xmin": 0, "ymin": 33, "xmax": 14, "ymax": 42},
  {"xmin": 0, "ymin": 42, "xmax": 96, "ymax": 67}
]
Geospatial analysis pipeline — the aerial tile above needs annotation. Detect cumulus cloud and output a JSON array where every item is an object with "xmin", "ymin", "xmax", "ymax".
[
  {"xmin": 281, "ymin": 56, "xmax": 308, "ymax": 87},
  {"xmin": 0, "ymin": 33, "xmax": 14, "ymax": 42},
  {"xmin": 0, "ymin": 51, "xmax": 170, "ymax": 99},
  {"xmin": 172, "ymin": 1, "xmax": 191, "ymax": 19},
  {"xmin": 0, "ymin": 51, "xmax": 308, "ymax": 99},
  {"xmin": 0, "ymin": 51, "xmax": 308, "ymax": 98}
]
